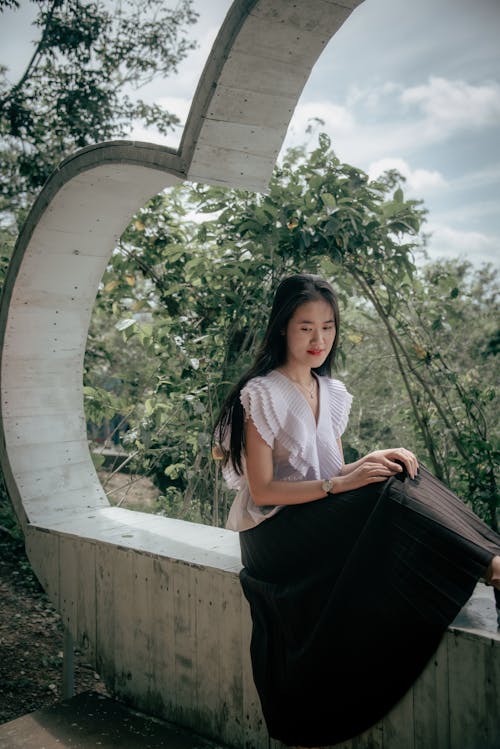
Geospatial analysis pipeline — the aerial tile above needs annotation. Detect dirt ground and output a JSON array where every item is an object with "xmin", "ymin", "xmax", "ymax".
[
  {"xmin": 0, "ymin": 531, "xmax": 109, "ymax": 725},
  {"xmin": 0, "ymin": 470, "xmax": 161, "ymax": 725}
]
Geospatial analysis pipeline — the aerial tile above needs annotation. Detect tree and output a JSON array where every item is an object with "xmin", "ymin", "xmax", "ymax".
[
  {"xmin": 0, "ymin": 0, "xmax": 198, "ymax": 224},
  {"xmin": 85, "ymin": 136, "xmax": 498, "ymax": 530},
  {"xmin": 338, "ymin": 257, "xmax": 499, "ymax": 527}
]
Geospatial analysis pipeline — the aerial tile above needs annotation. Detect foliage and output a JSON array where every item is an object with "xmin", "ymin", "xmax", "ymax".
[
  {"xmin": 384, "ymin": 259, "xmax": 499, "ymax": 525},
  {"xmin": 0, "ymin": 0, "xmax": 199, "ymax": 536},
  {"xmin": 84, "ymin": 187, "xmax": 261, "ymax": 525},
  {"xmin": 0, "ymin": 0, "xmax": 198, "ymax": 223},
  {"xmin": 339, "ymin": 259, "xmax": 499, "ymax": 526},
  {"xmin": 83, "ymin": 137, "xmax": 498, "ymax": 529}
]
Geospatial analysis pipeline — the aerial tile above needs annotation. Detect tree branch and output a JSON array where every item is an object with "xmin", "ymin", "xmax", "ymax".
[
  {"xmin": 348, "ymin": 267, "xmax": 446, "ymax": 477},
  {"xmin": 0, "ymin": 0, "xmax": 60, "ymax": 109}
]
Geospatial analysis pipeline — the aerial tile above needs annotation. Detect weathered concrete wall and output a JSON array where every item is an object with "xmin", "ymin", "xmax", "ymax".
[{"xmin": 25, "ymin": 515, "xmax": 500, "ymax": 749}]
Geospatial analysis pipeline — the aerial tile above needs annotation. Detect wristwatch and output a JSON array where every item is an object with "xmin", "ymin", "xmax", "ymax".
[{"xmin": 321, "ymin": 478, "xmax": 335, "ymax": 495}]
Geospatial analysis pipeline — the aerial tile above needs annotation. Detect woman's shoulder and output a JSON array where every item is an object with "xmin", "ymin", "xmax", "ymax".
[
  {"xmin": 240, "ymin": 370, "xmax": 302, "ymax": 423},
  {"xmin": 319, "ymin": 375, "xmax": 352, "ymax": 398},
  {"xmin": 241, "ymin": 370, "xmax": 282, "ymax": 397},
  {"xmin": 239, "ymin": 371, "xmax": 288, "ymax": 449},
  {"xmin": 321, "ymin": 375, "xmax": 351, "ymax": 396},
  {"xmin": 319, "ymin": 376, "xmax": 353, "ymax": 438}
]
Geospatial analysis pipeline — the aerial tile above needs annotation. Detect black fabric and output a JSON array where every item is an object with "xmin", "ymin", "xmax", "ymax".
[{"xmin": 239, "ymin": 466, "xmax": 500, "ymax": 747}]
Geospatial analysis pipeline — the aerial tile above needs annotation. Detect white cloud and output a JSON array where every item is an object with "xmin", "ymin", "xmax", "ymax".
[
  {"xmin": 368, "ymin": 157, "xmax": 447, "ymax": 194},
  {"xmin": 125, "ymin": 124, "xmax": 176, "ymax": 147},
  {"xmin": 435, "ymin": 200, "xmax": 500, "ymax": 226},
  {"xmin": 283, "ymin": 98, "xmax": 420, "ymax": 166},
  {"xmin": 345, "ymin": 81, "xmax": 399, "ymax": 111},
  {"xmin": 426, "ymin": 222, "xmax": 499, "ymax": 265},
  {"xmin": 156, "ymin": 95, "xmax": 192, "ymax": 123},
  {"xmin": 286, "ymin": 101, "xmax": 356, "ymax": 140},
  {"xmin": 401, "ymin": 77, "xmax": 500, "ymax": 133},
  {"xmin": 447, "ymin": 163, "xmax": 500, "ymax": 193},
  {"xmin": 284, "ymin": 76, "xmax": 500, "ymax": 167}
]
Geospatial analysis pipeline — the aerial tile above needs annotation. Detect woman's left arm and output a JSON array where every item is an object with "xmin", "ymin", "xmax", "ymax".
[{"xmin": 337, "ymin": 441, "xmax": 418, "ymax": 480}]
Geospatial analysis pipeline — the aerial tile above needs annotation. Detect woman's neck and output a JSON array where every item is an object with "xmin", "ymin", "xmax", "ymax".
[{"xmin": 278, "ymin": 364, "xmax": 314, "ymax": 387}]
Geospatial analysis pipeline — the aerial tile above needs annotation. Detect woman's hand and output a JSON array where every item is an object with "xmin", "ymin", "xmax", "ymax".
[
  {"xmin": 336, "ymin": 460, "xmax": 400, "ymax": 492},
  {"xmin": 338, "ymin": 445, "xmax": 419, "ymax": 484},
  {"xmin": 362, "ymin": 448, "xmax": 418, "ymax": 480}
]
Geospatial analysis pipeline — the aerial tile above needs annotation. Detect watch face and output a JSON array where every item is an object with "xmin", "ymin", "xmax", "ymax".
[{"xmin": 322, "ymin": 479, "xmax": 333, "ymax": 493}]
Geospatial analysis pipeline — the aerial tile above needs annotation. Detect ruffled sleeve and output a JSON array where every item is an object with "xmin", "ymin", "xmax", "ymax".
[
  {"xmin": 325, "ymin": 378, "xmax": 353, "ymax": 438},
  {"xmin": 239, "ymin": 378, "xmax": 279, "ymax": 449},
  {"xmin": 220, "ymin": 376, "xmax": 279, "ymax": 490}
]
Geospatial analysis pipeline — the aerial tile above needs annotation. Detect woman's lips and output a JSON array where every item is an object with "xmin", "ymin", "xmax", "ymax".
[{"xmin": 307, "ymin": 349, "xmax": 324, "ymax": 356}]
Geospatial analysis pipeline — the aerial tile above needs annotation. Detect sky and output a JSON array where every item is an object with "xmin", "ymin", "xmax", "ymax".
[{"xmin": 2, "ymin": 0, "xmax": 499, "ymax": 268}]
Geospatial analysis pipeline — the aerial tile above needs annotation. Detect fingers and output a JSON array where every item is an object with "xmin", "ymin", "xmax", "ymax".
[
  {"xmin": 363, "ymin": 462, "xmax": 396, "ymax": 479},
  {"xmin": 396, "ymin": 448, "xmax": 418, "ymax": 479},
  {"xmin": 385, "ymin": 459, "xmax": 404, "ymax": 473},
  {"xmin": 367, "ymin": 450, "xmax": 418, "ymax": 478},
  {"xmin": 383, "ymin": 448, "xmax": 418, "ymax": 479},
  {"xmin": 344, "ymin": 462, "xmax": 392, "ymax": 491},
  {"xmin": 367, "ymin": 458, "xmax": 403, "ymax": 476}
]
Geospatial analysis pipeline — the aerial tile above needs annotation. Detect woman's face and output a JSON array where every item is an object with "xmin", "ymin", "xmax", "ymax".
[{"xmin": 284, "ymin": 298, "xmax": 336, "ymax": 370}]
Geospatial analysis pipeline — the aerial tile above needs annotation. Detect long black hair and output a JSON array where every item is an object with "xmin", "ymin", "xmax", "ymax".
[{"xmin": 213, "ymin": 273, "xmax": 340, "ymax": 476}]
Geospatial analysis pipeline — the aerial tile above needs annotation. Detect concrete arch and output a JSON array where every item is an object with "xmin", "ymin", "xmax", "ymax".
[{"xmin": 0, "ymin": 0, "xmax": 362, "ymax": 533}]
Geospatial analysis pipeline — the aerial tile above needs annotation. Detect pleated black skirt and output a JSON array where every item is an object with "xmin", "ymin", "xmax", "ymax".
[{"xmin": 239, "ymin": 466, "xmax": 500, "ymax": 747}]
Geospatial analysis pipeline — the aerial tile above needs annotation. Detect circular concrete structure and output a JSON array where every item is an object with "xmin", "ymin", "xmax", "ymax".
[{"xmin": 0, "ymin": 0, "xmax": 362, "ymax": 534}]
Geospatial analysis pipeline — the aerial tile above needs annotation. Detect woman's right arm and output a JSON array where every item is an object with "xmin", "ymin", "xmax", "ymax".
[{"xmin": 245, "ymin": 419, "xmax": 396, "ymax": 507}]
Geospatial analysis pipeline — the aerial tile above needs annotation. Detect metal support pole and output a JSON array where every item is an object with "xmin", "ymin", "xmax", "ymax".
[{"xmin": 62, "ymin": 625, "xmax": 75, "ymax": 699}]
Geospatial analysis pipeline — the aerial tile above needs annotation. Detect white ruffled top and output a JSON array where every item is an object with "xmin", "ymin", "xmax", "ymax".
[{"xmin": 223, "ymin": 370, "xmax": 352, "ymax": 531}]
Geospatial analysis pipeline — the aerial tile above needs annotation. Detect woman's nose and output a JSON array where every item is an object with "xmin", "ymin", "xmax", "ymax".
[{"xmin": 311, "ymin": 329, "xmax": 323, "ymax": 343}]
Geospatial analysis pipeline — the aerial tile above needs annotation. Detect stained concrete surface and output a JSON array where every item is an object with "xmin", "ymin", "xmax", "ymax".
[
  {"xmin": 452, "ymin": 581, "xmax": 500, "ymax": 632},
  {"xmin": 0, "ymin": 691, "xmax": 221, "ymax": 749}
]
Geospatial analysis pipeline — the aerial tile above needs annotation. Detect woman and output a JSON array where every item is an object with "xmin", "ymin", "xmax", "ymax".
[{"xmin": 214, "ymin": 273, "xmax": 500, "ymax": 747}]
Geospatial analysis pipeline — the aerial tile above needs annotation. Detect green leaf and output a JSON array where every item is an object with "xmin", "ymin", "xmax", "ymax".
[
  {"xmin": 321, "ymin": 193, "xmax": 337, "ymax": 210},
  {"xmin": 164, "ymin": 463, "xmax": 184, "ymax": 479},
  {"xmin": 115, "ymin": 318, "xmax": 136, "ymax": 331},
  {"xmin": 237, "ymin": 219, "xmax": 262, "ymax": 234},
  {"xmin": 300, "ymin": 230, "xmax": 311, "ymax": 248},
  {"xmin": 91, "ymin": 452, "xmax": 106, "ymax": 470},
  {"xmin": 254, "ymin": 207, "xmax": 270, "ymax": 225}
]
